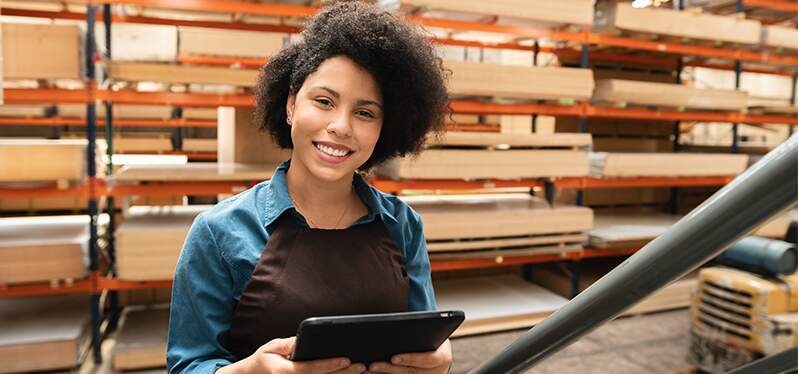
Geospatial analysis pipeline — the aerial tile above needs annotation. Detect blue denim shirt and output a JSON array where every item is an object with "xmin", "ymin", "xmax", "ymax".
[{"xmin": 166, "ymin": 161, "xmax": 437, "ymax": 373}]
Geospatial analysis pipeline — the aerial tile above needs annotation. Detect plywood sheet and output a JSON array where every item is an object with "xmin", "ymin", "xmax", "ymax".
[
  {"xmin": 182, "ymin": 107, "xmax": 218, "ymax": 120},
  {"xmin": 409, "ymin": 0, "xmax": 594, "ymax": 25},
  {"xmin": 0, "ymin": 295, "xmax": 90, "ymax": 373},
  {"xmin": 762, "ymin": 25, "xmax": 798, "ymax": 51},
  {"xmin": 179, "ymin": 27, "xmax": 285, "ymax": 58},
  {"xmin": 589, "ymin": 152, "xmax": 749, "ymax": 177},
  {"xmin": 113, "ymin": 307, "xmax": 168, "ymax": 370},
  {"xmin": 378, "ymin": 149, "xmax": 589, "ymax": 179},
  {"xmin": 0, "ymin": 139, "xmax": 86, "ymax": 182},
  {"xmin": 0, "ymin": 215, "xmax": 108, "ymax": 284},
  {"xmin": 57, "ymin": 104, "xmax": 174, "ymax": 120},
  {"xmin": 2, "ymin": 23, "xmax": 80, "ymax": 79},
  {"xmin": 434, "ymin": 275, "xmax": 569, "ymax": 337},
  {"xmin": 430, "ymin": 131, "xmax": 591, "ymax": 148},
  {"xmin": 592, "ymin": 79, "xmax": 748, "ymax": 111},
  {"xmin": 97, "ymin": 24, "xmax": 177, "ymax": 61},
  {"xmin": 596, "ymin": 2, "xmax": 761, "ymax": 45},
  {"xmin": 589, "ymin": 213, "xmax": 680, "ymax": 248},
  {"xmin": 116, "ymin": 205, "xmax": 209, "ymax": 280},
  {"xmin": 218, "ymin": 107, "xmax": 291, "ymax": 164},
  {"xmin": 0, "ymin": 196, "xmax": 90, "ymax": 212},
  {"xmin": 0, "ymin": 105, "xmax": 50, "ymax": 118},
  {"xmin": 446, "ymin": 61, "xmax": 594, "ymax": 100},
  {"xmin": 182, "ymin": 138, "xmax": 217, "ymax": 153},
  {"xmin": 403, "ymin": 194, "xmax": 593, "ymax": 240},
  {"xmin": 109, "ymin": 62, "xmax": 258, "ymax": 86},
  {"xmin": 113, "ymin": 162, "xmax": 279, "ymax": 182}
]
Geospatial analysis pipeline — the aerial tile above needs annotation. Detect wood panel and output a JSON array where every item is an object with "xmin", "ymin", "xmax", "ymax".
[
  {"xmin": 0, "ymin": 295, "xmax": 90, "ymax": 373},
  {"xmin": 596, "ymin": 2, "xmax": 761, "ymax": 45},
  {"xmin": 2, "ymin": 23, "xmax": 80, "ymax": 79},
  {"xmin": 404, "ymin": 194, "xmax": 593, "ymax": 240},
  {"xmin": 97, "ymin": 23, "xmax": 177, "ymax": 61},
  {"xmin": 218, "ymin": 107, "xmax": 291, "ymax": 164},
  {"xmin": 434, "ymin": 275, "xmax": 569, "ymax": 337},
  {"xmin": 446, "ymin": 61, "xmax": 594, "ymax": 100},
  {"xmin": 179, "ymin": 27, "xmax": 285, "ymax": 58},
  {"xmin": 116, "ymin": 205, "xmax": 209, "ymax": 281},
  {"xmin": 589, "ymin": 152, "xmax": 749, "ymax": 177},
  {"xmin": 409, "ymin": 0, "xmax": 594, "ymax": 25},
  {"xmin": 114, "ymin": 162, "xmax": 278, "ymax": 182},
  {"xmin": 182, "ymin": 138, "xmax": 217, "ymax": 153},
  {"xmin": 0, "ymin": 105, "xmax": 50, "ymax": 118},
  {"xmin": 113, "ymin": 307, "xmax": 168, "ymax": 371},
  {"xmin": 109, "ymin": 62, "xmax": 258, "ymax": 86},
  {"xmin": 430, "ymin": 131, "xmax": 591, "ymax": 148},
  {"xmin": 762, "ymin": 25, "xmax": 798, "ymax": 51},
  {"xmin": 592, "ymin": 79, "xmax": 748, "ymax": 111},
  {"xmin": 589, "ymin": 213, "xmax": 680, "ymax": 248},
  {"xmin": 57, "ymin": 104, "xmax": 174, "ymax": 120},
  {"xmin": 378, "ymin": 150, "xmax": 589, "ymax": 179},
  {"xmin": 0, "ymin": 139, "xmax": 87, "ymax": 182}
]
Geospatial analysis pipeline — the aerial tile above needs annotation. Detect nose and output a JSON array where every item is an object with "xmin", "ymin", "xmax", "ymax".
[{"xmin": 326, "ymin": 112, "xmax": 353, "ymax": 138}]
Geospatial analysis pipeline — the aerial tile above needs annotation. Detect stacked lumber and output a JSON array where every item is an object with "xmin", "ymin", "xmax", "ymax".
[
  {"xmin": 376, "ymin": 132, "xmax": 591, "ymax": 180},
  {"xmin": 0, "ymin": 295, "xmax": 90, "ymax": 373},
  {"xmin": 589, "ymin": 213, "xmax": 680, "ymax": 248},
  {"xmin": 57, "ymin": 104, "xmax": 174, "ymax": 119},
  {"xmin": 0, "ymin": 215, "xmax": 107, "ymax": 285},
  {"xmin": 595, "ymin": 2, "xmax": 761, "ymax": 45},
  {"xmin": 404, "ymin": 194, "xmax": 593, "ymax": 260},
  {"xmin": 754, "ymin": 208, "xmax": 798, "ymax": 239},
  {"xmin": 182, "ymin": 138, "xmax": 217, "ymax": 153},
  {"xmin": 116, "ymin": 205, "xmax": 209, "ymax": 280},
  {"xmin": 559, "ymin": 188, "xmax": 672, "ymax": 207},
  {"xmin": 434, "ymin": 275, "xmax": 569, "ymax": 337},
  {"xmin": 0, "ymin": 105, "xmax": 50, "ymax": 118},
  {"xmin": 0, "ymin": 197, "xmax": 90, "ymax": 212},
  {"xmin": 592, "ymin": 79, "xmax": 748, "ymax": 111},
  {"xmin": 0, "ymin": 139, "xmax": 88, "ymax": 182},
  {"xmin": 96, "ymin": 24, "xmax": 177, "ymax": 61},
  {"xmin": 182, "ymin": 107, "xmax": 218, "ymax": 120},
  {"xmin": 531, "ymin": 260, "xmax": 698, "ymax": 315},
  {"xmin": 2, "ymin": 23, "xmax": 81, "ymax": 79},
  {"xmin": 406, "ymin": 0, "xmax": 594, "ymax": 25},
  {"xmin": 113, "ymin": 307, "xmax": 169, "ymax": 371},
  {"xmin": 445, "ymin": 61, "xmax": 594, "ymax": 100},
  {"xmin": 761, "ymin": 25, "xmax": 798, "ymax": 51},
  {"xmin": 589, "ymin": 152, "xmax": 749, "ymax": 177},
  {"xmin": 109, "ymin": 62, "xmax": 258, "ymax": 86},
  {"xmin": 114, "ymin": 162, "xmax": 279, "ymax": 182},
  {"xmin": 63, "ymin": 132, "xmax": 174, "ymax": 154},
  {"xmin": 178, "ymin": 27, "xmax": 285, "ymax": 58}
]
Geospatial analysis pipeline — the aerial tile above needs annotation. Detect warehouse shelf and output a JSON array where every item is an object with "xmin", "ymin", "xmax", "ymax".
[
  {"xmin": 554, "ymin": 176, "xmax": 735, "ymax": 189},
  {"xmin": 744, "ymin": 0, "xmax": 798, "ymax": 12},
  {"xmin": 0, "ymin": 117, "xmax": 217, "ymax": 128},
  {"xmin": 430, "ymin": 246, "xmax": 643, "ymax": 272},
  {"xmin": 0, "ymin": 272, "xmax": 99, "ymax": 298},
  {"xmin": 101, "ymin": 180, "xmax": 254, "ymax": 197},
  {"xmin": 0, "ymin": 182, "xmax": 89, "ymax": 200},
  {"xmin": 98, "ymin": 278, "xmax": 173, "ymax": 291},
  {"xmin": 7, "ymin": 89, "xmax": 797, "ymax": 124}
]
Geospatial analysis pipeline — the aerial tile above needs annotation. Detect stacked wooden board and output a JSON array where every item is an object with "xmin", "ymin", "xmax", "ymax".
[
  {"xmin": 112, "ymin": 307, "xmax": 169, "ymax": 371},
  {"xmin": 595, "ymin": 2, "xmax": 761, "ymax": 45},
  {"xmin": 406, "ymin": 0, "xmax": 594, "ymax": 25},
  {"xmin": 57, "ymin": 104, "xmax": 174, "ymax": 120},
  {"xmin": 109, "ymin": 62, "xmax": 258, "ymax": 86},
  {"xmin": 589, "ymin": 152, "xmax": 749, "ymax": 177},
  {"xmin": 0, "ymin": 215, "xmax": 107, "ymax": 285},
  {"xmin": 592, "ymin": 79, "xmax": 748, "ymax": 111},
  {"xmin": 761, "ymin": 25, "xmax": 798, "ymax": 51},
  {"xmin": 445, "ymin": 61, "xmax": 594, "ymax": 100},
  {"xmin": 0, "ymin": 295, "xmax": 90, "ymax": 373},
  {"xmin": 531, "ymin": 260, "xmax": 698, "ymax": 315},
  {"xmin": 434, "ymin": 275, "xmax": 569, "ymax": 337},
  {"xmin": 589, "ymin": 213, "xmax": 680, "ymax": 248},
  {"xmin": 0, "ymin": 139, "xmax": 89, "ymax": 182},
  {"xmin": 96, "ymin": 23, "xmax": 177, "ymax": 61},
  {"xmin": 2, "ymin": 23, "xmax": 81, "ymax": 79},
  {"xmin": 114, "ymin": 162, "xmax": 279, "ymax": 182},
  {"xmin": 182, "ymin": 138, "xmax": 217, "ymax": 153},
  {"xmin": 376, "ymin": 132, "xmax": 591, "ymax": 180},
  {"xmin": 0, "ymin": 105, "xmax": 50, "ymax": 118},
  {"xmin": 178, "ymin": 27, "xmax": 285, "ymax": 58},
  {"xmin": 116, "ymin": 205, "xmax": 209, "ymax": 280},
  {"xmin": 404, "ymin": 194, "xmax": 593, "ymax": 260}
]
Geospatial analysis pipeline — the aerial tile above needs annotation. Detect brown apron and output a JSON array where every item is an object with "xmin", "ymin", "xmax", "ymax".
[{"xmin": 224, "ymin": 215, "xmax": 410, "ymax": 359}]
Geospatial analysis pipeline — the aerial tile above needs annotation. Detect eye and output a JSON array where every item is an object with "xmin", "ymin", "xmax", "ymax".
[
  {"xmin": 314, "ymin": 97, "xmax": 333, "ymax": 107},
  {"xmin": 355, "ymin": 109, "xmax": 375, "ymax": 119}
]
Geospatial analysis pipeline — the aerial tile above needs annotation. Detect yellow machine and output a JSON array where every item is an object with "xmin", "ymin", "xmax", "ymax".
[{"xmin": 688, "ymin": 267, "xmax": 798, "ymax": 372}]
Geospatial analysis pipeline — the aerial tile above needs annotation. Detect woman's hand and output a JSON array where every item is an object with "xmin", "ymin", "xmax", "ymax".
[
  {"xmin": 367, "ymin": 339, "xmax": 452, "ymax": 374},
  {"xmin": 218, "ymin": 337, "xmax": 366, "ymax": 374}
]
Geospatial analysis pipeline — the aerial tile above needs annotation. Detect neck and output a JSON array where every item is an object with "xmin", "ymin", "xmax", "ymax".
[{"xmin": 285, "ymin": 160, "xmax": 356, "ymax": 224}]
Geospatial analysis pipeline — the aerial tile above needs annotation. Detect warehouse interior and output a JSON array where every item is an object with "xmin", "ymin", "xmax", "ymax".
[{"xmin": 1, "ymin": 0, "xmax": 797, "ymax": 373}]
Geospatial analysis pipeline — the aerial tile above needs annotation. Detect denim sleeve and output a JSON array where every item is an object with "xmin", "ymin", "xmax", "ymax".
[
  {"xmin": 404, "ymin": 208, "xmax": 438, "ymax": 311},
  {"xmin": 167, "ymin": 213, "xmax": 237, "ymax": 373}
]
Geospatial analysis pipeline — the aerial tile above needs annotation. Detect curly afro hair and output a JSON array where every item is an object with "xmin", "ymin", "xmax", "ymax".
[{"xmin": 254, "ymin": 0, "xmax": 449, "ymax": 170}]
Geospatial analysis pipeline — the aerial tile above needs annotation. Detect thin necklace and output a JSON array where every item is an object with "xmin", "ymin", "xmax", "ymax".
[{"xmin": 291, "ymin": 190, "xmax": 352, "ymax": 229}]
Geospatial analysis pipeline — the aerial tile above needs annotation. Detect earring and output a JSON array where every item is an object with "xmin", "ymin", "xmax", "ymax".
[{"xmin": 287, "ymin": 117, "xmax": 292, "ymax": 126}]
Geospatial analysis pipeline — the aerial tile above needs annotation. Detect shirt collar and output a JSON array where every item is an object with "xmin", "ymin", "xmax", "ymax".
[{"xmin": 262, "ymin": 160, "xmax": 398, "ymax": 228}]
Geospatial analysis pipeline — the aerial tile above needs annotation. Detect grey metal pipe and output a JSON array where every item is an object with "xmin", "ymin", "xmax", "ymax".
[{"xmin": 470, "ymin": 134, "xmax": 798, "ymax": 374}]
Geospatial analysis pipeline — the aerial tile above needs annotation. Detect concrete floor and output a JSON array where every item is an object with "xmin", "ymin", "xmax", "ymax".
[{"xmin": 70, "ymin": 309, "xmax": 692, "ymax": 374}]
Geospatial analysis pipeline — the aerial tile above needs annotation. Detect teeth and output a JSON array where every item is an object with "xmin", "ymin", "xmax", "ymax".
[{"xmin": 316, "ymin": 143, "xmax": 349, "ymax": 157}]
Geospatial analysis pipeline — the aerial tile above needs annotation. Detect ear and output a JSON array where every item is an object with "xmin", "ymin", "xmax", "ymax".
[{"xmin": 286, "ymin": 95, "xmax": 296, "ymax": 125}]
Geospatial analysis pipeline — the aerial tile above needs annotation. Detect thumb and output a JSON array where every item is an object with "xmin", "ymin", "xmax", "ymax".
[{"xmin": 261, "ymin": 337, "xmax": 296, "ymax": 357}]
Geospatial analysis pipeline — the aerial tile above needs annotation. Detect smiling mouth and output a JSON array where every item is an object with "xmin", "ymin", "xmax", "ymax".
[{"xmin": 313, "ymin": 142, "xmax": 353, "ymax": 158}]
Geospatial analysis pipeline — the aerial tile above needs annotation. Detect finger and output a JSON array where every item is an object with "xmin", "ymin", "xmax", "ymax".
[
  {"xmin": 330, "ymin": 363, "xmax": 367, "ymax": 374},
  {"xmin": 390, "ymin": 352, "xmax": 444, "ymax": 370},
  {"xmin": 368, "ymin": 362, "xmax": 428, "ymax": 374},
  {"xmin": 262, "ymin": 336, "xmax": 297, "ymax": 356},
  {"xmin": 293, "ymin": 357, "xmax": 351, "ymax": 374}
]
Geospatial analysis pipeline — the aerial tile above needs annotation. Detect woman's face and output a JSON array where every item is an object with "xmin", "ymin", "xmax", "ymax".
[{"xmin": 286, "ymin": 56, "xmax": 384, "ymax": 183}]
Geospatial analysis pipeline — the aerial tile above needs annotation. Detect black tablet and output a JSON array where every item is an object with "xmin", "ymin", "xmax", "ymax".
[{"xmin": 291, "ymin": 310, "xmax": 465, "ymax": 363}]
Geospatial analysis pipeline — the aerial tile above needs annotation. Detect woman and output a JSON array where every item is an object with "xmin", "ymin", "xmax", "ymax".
[{"xmin": 166, "ymin": 1, "xmax": 450, "ymax": 373}]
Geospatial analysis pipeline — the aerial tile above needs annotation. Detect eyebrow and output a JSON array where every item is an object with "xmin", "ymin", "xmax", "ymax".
[{"xmin": 314, "ymin": 86, "xmax": 384, "ymax": 111}]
